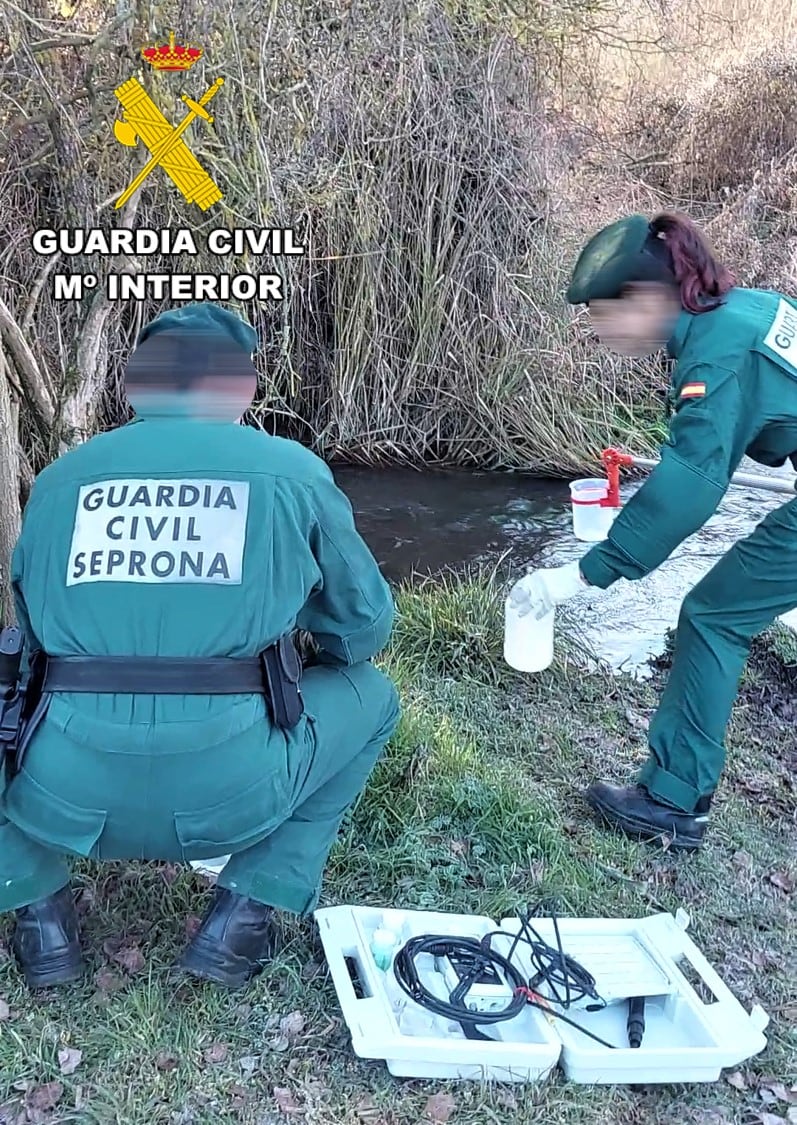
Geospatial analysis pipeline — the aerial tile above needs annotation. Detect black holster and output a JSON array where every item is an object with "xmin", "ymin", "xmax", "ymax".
[
  {"xmin": 12, "ymin": 649, "xmax": 50, "ymax": 776},
  {"xmin": 0, "ymin": 626, "xmax": 46, "ymax": 781},
  {"xmin": 1, "ymin": 625, "xmax": 23, "ymax": 777},
  {"xmin": 260, "ymin": 635, "xmax": 304, "ymax": 729},
  {"xmin": 0, "ymin": 688, "xmax": 24, "ymax": 778}
]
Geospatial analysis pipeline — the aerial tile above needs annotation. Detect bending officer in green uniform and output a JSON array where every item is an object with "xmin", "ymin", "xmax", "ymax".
[
  {"xmin": 510, "ymin": 211, "xmax": 797, "ymax": 849},
  {"xmin": 0, "ymin": 302, "xmax": 400, "ymax": 989}
]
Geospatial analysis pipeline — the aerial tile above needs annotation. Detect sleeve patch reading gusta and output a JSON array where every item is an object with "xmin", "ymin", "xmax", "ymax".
[
  {"xmin": 65, "ymin": 479, "xmax": 250, "ymax": 586},
  {"xmin": 680, "ymin": 382, "xmax": 706, "ymax": 398}
]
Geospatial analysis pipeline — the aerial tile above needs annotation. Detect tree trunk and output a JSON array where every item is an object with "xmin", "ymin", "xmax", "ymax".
[{"xmin": 0, "ymin": 339, "xmax": 21, "ymax": 625}]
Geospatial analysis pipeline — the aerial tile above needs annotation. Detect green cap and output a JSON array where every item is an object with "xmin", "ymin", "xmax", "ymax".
[
  {"xmin": 566, "ymin": 215, "xmax": 675, "ymax": 304},
  {"xmin": 137, "ymin": 301, "xmax": 258, "ymax": 354}
]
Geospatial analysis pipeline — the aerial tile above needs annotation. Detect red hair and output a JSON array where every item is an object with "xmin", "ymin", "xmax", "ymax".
[{"xmin": 649, "ymin": 212, "xmax": 735, "ymax": 314}]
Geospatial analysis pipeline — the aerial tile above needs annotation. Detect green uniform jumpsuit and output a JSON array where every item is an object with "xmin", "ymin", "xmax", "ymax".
[
  {"xmin": 0, "ymin": 420, "xmax": 400, "ymax": 915},
  {"xmin": 579, "ymin": 286, "xmax": 797, "ymax": 812}
]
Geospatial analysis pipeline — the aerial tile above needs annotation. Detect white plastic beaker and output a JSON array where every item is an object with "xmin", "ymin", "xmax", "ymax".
[
  {"xmin": 503, "ymin": 594, "xmax": 554, "ymax": 673},
  {"xmin": 569, "ymin": 478, "xmax": 618, "ymax": 542}
]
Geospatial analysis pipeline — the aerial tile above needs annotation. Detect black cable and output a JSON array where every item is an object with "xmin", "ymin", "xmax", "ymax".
[
  {"xmin": 521, "ymin": 997, "xmax": 617, "ymax": 1050},
  {"xmin": 393, "ymin": 935, "xmax": 528, "ymax": 1026},
  {"xmin": 486, "ymin": 904, "xmax": 606, "ymax": 1012},
  {"xmin": 391, "ymin": 906, "xmax": 619, "ymax": 1051}
]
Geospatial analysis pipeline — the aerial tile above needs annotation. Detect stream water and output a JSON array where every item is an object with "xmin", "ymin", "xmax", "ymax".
[{"xmin": 333, "ymin": 460, "xmax": 797, "ymax": 677}]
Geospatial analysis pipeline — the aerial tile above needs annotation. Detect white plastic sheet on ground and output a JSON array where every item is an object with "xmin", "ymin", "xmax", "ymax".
[{"xmin": 189, "ymin": 857, "xmax": 229, "ymax": 880}]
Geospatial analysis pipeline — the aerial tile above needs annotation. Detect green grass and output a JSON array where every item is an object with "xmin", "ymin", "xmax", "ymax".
[{"xmin": 1, "ymin": 572, "xmax": 795, "ymax": 1124}]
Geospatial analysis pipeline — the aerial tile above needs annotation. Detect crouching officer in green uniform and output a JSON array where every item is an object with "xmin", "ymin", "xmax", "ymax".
[
  {"xmin": 0, "ymin": 302, "xmax": 400, "ymax": 989},
  {"xmin": 510, "ymin": 211, "xmax": 797, "ymax": 849}
]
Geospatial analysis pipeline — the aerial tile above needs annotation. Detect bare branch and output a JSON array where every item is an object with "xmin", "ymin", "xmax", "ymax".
[
  {"xmin": 0, "ymin": 338, "xmax": 21, "ymax": 622},
  {"xmin": 4, "ymin": 83, "xmax": 119, "ymax": 139},
  {"xmin": 31, "ymin": 35, "xmax": 96, "ymax": 53},
  {"xmin": 58, "ymin": 195, "xmax": 141, "ymax": 446},
  {"xmin": 0, "ymin": 295, "xmax": 56, "ymax": 434},
  {"xmin": 22, "ymin": 251, "xmax": 62, "ymax": 339}
]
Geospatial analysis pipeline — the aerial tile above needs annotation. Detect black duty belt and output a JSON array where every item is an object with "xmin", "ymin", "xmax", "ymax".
[
  {"xmin": 15, "ymin": 637, "xmax": 305, "ymax": 756},
  {"xmin": 41, "ymin": 655, "xmax": 266, "ymax": 695},
  {"xmin": 4, "ymin": 642, "xmax": 303, "ymax": 781}
]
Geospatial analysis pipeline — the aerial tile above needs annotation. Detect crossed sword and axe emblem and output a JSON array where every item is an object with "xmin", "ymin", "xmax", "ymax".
[{"xmin": 112, "ymin": 75, "xmax": 224, "ymax": 211}]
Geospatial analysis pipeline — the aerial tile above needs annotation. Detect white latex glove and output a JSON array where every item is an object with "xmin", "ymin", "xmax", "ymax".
[{"xmin": 508, "ymin": 561, "xmax": 589, "ymax": 619}]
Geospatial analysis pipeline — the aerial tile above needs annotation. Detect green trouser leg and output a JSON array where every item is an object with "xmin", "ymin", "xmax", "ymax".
[
  {"xmin": 638, "ymin": 496, "xmax": 797, "ymax": 812},
  {"xmin": 217, "ymin": 660, "xmax": 400, "ymax": 915},
  {"xmin": 0, "ymin": 806, "xmax": 72, "ymax": 913}
]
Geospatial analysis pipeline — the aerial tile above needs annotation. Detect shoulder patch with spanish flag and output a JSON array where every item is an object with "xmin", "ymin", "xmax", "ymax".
[{"xmin": 680, "ymin": 382, "xmax": 706, "ymax": 398}]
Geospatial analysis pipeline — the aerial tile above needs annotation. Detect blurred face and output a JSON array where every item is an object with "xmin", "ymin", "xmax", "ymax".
[
  {"xmin": 125, "ymin": 333, "xmax": 258, "ymax": 423},
  {"xmin": 588, "ymin": 282, "xmax": 680, "ymax": 357},
  {"xmin": 126, "ymin": 374, "xmax": 257, "ymax": 422}
]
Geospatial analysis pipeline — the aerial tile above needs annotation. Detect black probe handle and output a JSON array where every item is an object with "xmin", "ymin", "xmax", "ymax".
[{"xmin": 627, "ymin": 996, "xmax": 645, "ymax": 1048}]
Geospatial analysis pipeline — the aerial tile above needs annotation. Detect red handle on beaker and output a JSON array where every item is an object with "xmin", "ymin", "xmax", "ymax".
[{"xmin": 600, "ymin": 448, "xmax": 634, "ymax": 507}]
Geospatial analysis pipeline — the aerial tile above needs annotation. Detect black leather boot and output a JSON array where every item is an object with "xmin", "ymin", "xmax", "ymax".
[
  {"xmin": 177, "ymin": 887, "xmax": 277, "ymax": 988},
  {"xmin": 12, "ymin": 884, "xmax": 85, "ymax": 988},
  {"xmin": 586, "ymin": 782, "xmax": 711, "ymax": 850}
]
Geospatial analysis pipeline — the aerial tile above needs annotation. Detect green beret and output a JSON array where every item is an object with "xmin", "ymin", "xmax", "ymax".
[
  {"xmin": 566, "ymin": 214, "xmax": 675, "ymax": 304},
  {"xmin": 137, "ymin": 301, "xmax": 258, "ymax": 354}
]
